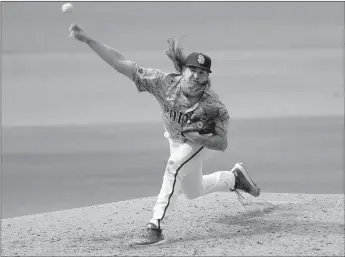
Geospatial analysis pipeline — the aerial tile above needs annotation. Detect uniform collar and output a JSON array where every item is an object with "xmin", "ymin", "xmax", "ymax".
[{"xmin": 185, "ymin": 87, "xmax": 209, "ymax": 113}]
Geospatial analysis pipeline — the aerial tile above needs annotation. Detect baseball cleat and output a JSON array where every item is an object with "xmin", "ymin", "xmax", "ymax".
[
  {"xmin": 231, "ymin": 162, "xmax": 261, "ymax": 197},
  {"xmin": 130, "ymin": 223, "xmax": 165, "ymax": 247}
]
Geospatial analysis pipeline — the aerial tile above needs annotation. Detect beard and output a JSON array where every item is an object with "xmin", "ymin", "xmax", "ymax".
[
  {"xmin": 181, "ymin": 80, "xmax": 208, "ymax": 96},
  {"xmin": 188, "ymin": 77, "xmax": 208, "ymax": 87},
  {"xmin": 189, "ymin": 79, "xmax": 209, "ymax": 90}
]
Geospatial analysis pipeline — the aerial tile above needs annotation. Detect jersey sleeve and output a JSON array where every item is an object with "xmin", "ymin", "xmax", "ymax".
[
  {"xmin": 214, "ymin": 108, "xmax": 230, "ymax": 133},
  {"xmin": 131, "ymin": 63, "xmax": 166, "ymax": 95}
]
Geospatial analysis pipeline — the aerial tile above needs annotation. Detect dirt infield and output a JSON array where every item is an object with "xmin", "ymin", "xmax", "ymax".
[{"xmin": 2, "ymin": 192, "xmax": 344, "ymax": 256}]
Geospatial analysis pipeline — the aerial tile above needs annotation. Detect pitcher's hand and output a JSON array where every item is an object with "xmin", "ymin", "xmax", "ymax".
[{"xmin": 69, "ymin": 24, "xmax": 90, "ymax": 43}]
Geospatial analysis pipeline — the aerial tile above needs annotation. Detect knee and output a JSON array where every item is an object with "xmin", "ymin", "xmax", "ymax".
[
  {"xmin": 167, "ymin": 159, "xmax": 175, "ymax": 168},
  {"xmin": 164, "ymin": 160, "xmax": 179, "ymax": 179},
  {"xmin": 166, "ymin": 159, "xmax": 180, "ymax": 174},
  {"xmin": 183, "ymin": 190, "xmax": 202, "ymax": 200}
]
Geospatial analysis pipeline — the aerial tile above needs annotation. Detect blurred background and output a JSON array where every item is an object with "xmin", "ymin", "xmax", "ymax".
[{"xmin": 1, "ymin": 2, "xmax": 344, "ymax": 218}]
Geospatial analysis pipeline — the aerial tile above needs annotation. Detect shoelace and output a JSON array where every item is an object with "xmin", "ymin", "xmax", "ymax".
[{"xmin": 233, "ymin": 189, "xmax": 246, "ymax": 209}]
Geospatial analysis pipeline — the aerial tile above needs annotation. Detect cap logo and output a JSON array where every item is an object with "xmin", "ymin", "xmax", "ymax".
[{"xmin": 197, "ymin": 54, "xmax": 205, "ymax": 65}]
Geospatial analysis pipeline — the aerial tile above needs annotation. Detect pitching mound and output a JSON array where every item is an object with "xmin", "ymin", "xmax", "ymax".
[{"xmin": 2, "ymin": 192, "xmax": 344, "ymax": 256}]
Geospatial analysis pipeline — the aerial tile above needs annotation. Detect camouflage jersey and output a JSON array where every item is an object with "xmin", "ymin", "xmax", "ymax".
[{"xmin": 131, "ymin": 63, "xmax": 230, "ymax": 142}]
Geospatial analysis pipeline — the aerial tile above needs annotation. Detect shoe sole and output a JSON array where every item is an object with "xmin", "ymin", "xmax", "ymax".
[
  {"xmin": 235, "ymin": 163, "xmax": 260, "ymax": 197},
  {"xmin": 129, "ymin": 239, "xmax": 167, "ymax": 248}
]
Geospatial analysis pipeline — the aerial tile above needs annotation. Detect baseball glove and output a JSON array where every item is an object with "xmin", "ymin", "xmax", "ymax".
[{"xmin": 182, "ymin": 105, "xmax": 220, "ymax": 135}]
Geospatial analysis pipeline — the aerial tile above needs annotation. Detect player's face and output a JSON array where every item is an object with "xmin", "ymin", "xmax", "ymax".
[{"xmin": 182, "ymin": 67, "xmax": 209, "ymax": 95}]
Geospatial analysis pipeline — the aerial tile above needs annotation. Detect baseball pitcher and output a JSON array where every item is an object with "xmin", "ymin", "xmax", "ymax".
[{"xmin": 69, "ymin": 24, "xmax": 261, "ymax": 247}]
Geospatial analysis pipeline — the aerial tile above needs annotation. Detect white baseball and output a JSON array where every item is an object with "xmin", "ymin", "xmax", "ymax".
[{"xmin": 62, "ymin": 3, "xmax": 73, "ymax": 13}]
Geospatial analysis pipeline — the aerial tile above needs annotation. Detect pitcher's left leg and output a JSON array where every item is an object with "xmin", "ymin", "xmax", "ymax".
[
  {"xmin": 130, "ymin": 141, "xmax": 204, "ymax": 247},
  {"xmin": 151, "ymin": 143, "xmax": 204, "ymax": 226}
]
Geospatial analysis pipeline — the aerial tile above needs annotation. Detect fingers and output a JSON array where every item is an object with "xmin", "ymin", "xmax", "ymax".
[
  {"xmin": 69, "ymin": 23, "xmax": 82, "ymax": 32},
  {"xmin": 189, "ymin": 113, "xmax": 199, "ymax": 122},
  {"xmin": 68, "ymin": 24, "xmax": 83, "ymax": 38},
  {"xmin": 69, "ymin": 24, "xmax": 77, "ymax": 38}
]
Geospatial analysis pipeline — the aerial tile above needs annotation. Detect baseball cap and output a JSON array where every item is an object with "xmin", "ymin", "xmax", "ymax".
[{"xmin": 185, "ymin": 52, "xmax": 212, "ymax": 73}]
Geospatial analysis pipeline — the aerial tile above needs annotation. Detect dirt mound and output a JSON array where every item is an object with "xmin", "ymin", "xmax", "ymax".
[{"xmin": 2, "ymin": 192, "xmax": 344, "ymax": 256}]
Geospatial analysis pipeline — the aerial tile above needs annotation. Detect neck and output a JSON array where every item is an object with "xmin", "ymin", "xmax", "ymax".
[
  {"xmin": 180, "ymin": 80, "xmax": 206, "ymax": 99},
  {"xmin": 181, "ymin": 89, "xmax": 204, "ymax": 107}
]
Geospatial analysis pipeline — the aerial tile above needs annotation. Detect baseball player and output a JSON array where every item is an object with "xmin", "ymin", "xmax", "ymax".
[{"xmin": 69, "ymin": 24, "xmax": 261, "ymax": 247}]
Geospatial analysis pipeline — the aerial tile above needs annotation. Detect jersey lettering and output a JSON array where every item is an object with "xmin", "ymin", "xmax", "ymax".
[
  {"xmin": 177, "ymin": 112, "xmax": 183, "ymax": 124},
  {"xmin": 181, "ymin": 114, "xmax": 189, "ymax": 125},
  {"xmin": 170, "ymin": 110, "xmax": 177, "ymax": 121},
  {"xmin": 164, "ymin": 104, "xmax": 190, "ymax": 125}
]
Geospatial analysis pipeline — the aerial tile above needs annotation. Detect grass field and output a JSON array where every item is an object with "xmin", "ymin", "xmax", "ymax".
[{"xmin": 2, "ymin": 115, "xmax": 343, "ymax": 219}]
